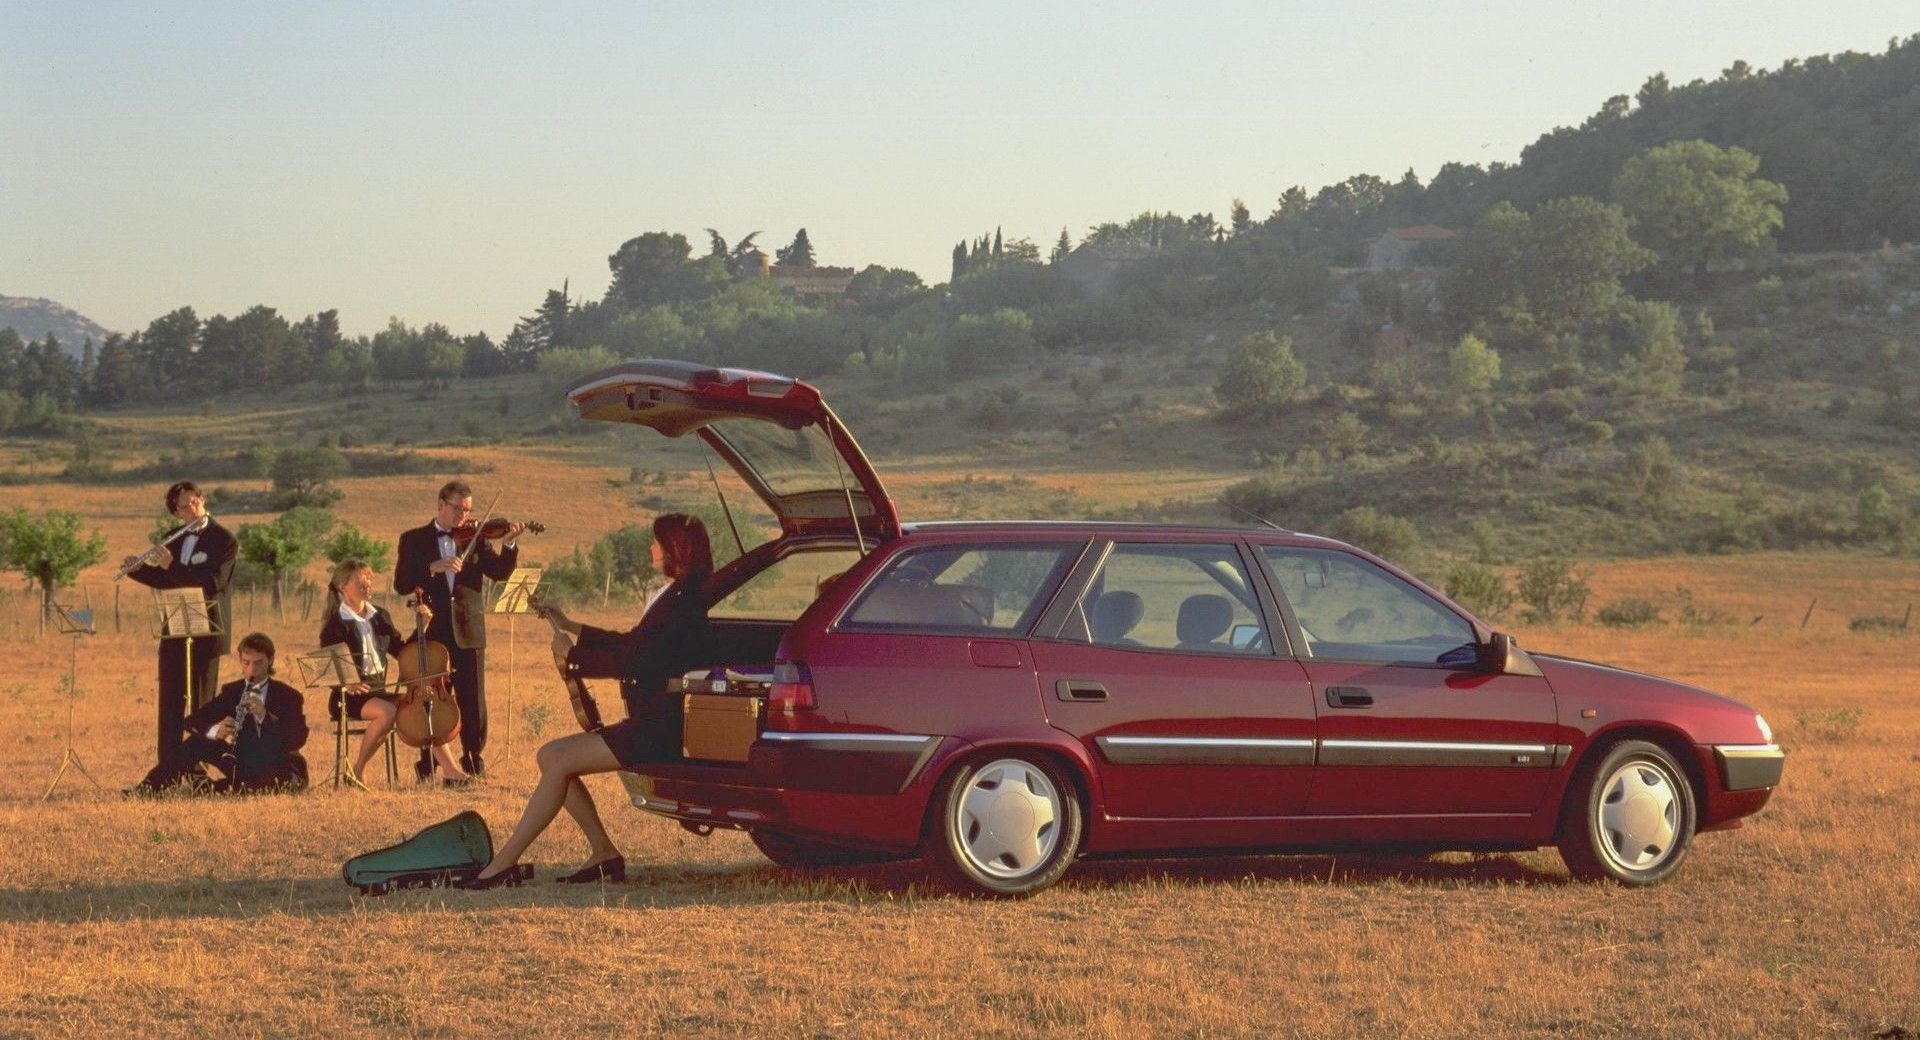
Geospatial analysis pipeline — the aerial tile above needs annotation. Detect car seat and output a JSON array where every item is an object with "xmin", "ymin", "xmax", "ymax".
[
  {"xmin": 1175, "ymin": 594, "xmax": 1234, "ymax": 650},
  {"xmin": 1089, "ymin": 590, "xmax": 1146, "ymax": 646}
]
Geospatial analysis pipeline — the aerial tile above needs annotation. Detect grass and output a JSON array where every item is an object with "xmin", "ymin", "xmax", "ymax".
[{"xmin": 0, "ymin": 554, "xmax": 1915, "ymax": 1037}]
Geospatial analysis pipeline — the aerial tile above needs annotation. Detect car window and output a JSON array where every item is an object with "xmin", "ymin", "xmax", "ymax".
[
  {"xmin": 709, "ymin": 547, "xmax": 867, "ymax": 621},
  {"xmin": 841, "ymin": 543, "xmax": 1075, "ymax": 634},
  {"xmin": 1260, "ymin": 546, "xmax": 1475, "ymax": 665},
  {"xmin": 1078, "ymin": 543, "xmax": 1267, "ymax": 654}
]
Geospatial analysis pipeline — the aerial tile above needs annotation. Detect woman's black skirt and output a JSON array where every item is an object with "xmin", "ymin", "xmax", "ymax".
[
  {"xmin": 327, "ymin": 687, "xmax": 396, "ymax": 720},
  {"xmin": 597, "ymin": 710, "xmax": 680, "ymax": 770}
]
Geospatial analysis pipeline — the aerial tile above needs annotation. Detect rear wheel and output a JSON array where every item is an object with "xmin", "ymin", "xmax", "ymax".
[
  {"xmin": 1560, "ymin": 739, "xmax": 1696, "ymax": 885},
  {"xmin": 928, "ymin": 754, "xmax": 1083, "ymax": 897},
  {"xmin": 749, "ymin": 829, "xmax": 896, "ymax": 869}
]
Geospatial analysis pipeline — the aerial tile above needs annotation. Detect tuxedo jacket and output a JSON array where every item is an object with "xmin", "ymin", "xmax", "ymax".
[
  {"xmin": 183, "ymin": 677, "xmax": 309, "ymax": 787},
  {"xmin": 568, "ymin": 578, "xmax": 718, "ymax": 722},
  {"xmin": 393, "ymin": 522, "xmax": 519, "ymax": 649},
  {"xmin": 127, "ymin": 518, "xmax": 238, "ymax": 654}
]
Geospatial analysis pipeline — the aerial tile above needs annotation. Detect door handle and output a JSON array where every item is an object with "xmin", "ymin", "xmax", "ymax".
[
  {"xmin": 1325, "ymin": 685, "xmax": 1374, "ymax": 708},
  {"xmin": 1055, "ymin": 680, "xmax": 1109, "ymax": 702}
]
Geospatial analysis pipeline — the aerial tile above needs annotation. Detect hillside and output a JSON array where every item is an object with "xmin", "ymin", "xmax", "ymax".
[{"xmin": 0, "ymin": 295, "xmax": 116, "ymax": 355}]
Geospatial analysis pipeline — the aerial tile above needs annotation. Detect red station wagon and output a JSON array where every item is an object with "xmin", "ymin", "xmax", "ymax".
[{"xmin": 565, "ymin": 360, "xmax": 1786, "ymax": 896}]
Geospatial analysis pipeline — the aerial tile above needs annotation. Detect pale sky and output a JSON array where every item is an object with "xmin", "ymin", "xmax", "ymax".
[{"xmin": 2, "ymin": 1, "xmax": 1913, "ymax": 339}]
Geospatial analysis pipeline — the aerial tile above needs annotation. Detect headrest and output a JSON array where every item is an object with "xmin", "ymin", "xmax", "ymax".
[{"xmin": 1176, "ymin": 594, "xmax": 1234, "ymax": 645}]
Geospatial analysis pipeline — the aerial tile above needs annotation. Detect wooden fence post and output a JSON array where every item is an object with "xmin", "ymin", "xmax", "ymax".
[{"xmin": 1800, "ymin": 597, "xmax": 1817, "ymax": 631}]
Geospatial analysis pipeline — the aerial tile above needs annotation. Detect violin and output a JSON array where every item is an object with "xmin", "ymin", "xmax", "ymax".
[
  {"xmin": 448, "ymin": 518, "xmax": 545, "ymax": 550},
  {"xmin": 392, "ymin": 588, "xmax": 461, "ymax": 748},
  {"xmin": 528, "ymin": 591, "xmax": 605, "ymax": 733}
]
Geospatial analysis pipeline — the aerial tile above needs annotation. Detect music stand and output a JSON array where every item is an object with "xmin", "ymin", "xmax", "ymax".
[
  {"xmin": 43, "ymin": 599, "xmax": 101, "ymax": 799},
  {"xmin": 153, "ymin": 587, "xmax": 222, "ymax": 715},
  {"xmin": 299, "ymin": 643, "xmax": 381, "ymax": 790},
  {"xmin": 489, "ymin": 566, "xmax": 543, "ymax": 761}
]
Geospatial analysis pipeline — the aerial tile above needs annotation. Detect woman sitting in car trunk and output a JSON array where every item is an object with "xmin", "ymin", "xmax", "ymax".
[{"xmin": 457, "ymin": 513, "xmax": 714, "ymax": 888}]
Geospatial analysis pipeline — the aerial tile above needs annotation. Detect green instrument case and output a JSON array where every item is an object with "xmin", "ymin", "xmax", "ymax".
[{"xmin": 343, "ymin": 810, "xmax": 493, "ymax": 894}]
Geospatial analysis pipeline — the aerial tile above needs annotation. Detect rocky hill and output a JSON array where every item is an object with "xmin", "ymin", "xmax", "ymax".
[{"xmin": 0, "ymin": 296, "xmax": 117, "ymax": 355}]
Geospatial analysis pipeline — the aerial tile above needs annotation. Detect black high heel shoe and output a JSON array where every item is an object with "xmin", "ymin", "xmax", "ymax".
[
  {"xmin": 453, "ymin": 863, "xmax": 533, "ymax": 890},
  {"xmin": 554, "ymin": 856, "xmax": 625, "ymax": 884}
]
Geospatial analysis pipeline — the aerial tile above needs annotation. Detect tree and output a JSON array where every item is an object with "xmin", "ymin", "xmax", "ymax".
[
  {"xmin": 1214, "ymin": 332, "xmax": 1306, "ymax": 415},
  {"xmin": 1050, "ymin": 228, "xmax": 1072, "ymax": 265},
  {"xmin": 295, "ymin": 309, "xmax": 345, "ymax": 377},
  {"xmin": 846, "ymin": 265, "xmax": 926, "ymax": 315},
  {"xmin": 322, "ymin": 522, "xmax": 392, "ymax": 574},
  {"xmin": 0, "ymin": 508, "xmax": 106, "ymax": 628},
  {"xmin": 1442, "ymin": 202, "xmax": 1534, "ymax": 324},
  {"xmin": 1525, "ymin": 196, "xmax": 1653, "ymax": 329},
  {"xmin": 139, "ymin": 307, "xmax": 199, "ymax": 394},
  {"xmin": 1612, "ymin": 139, "xmax": 1789, "ymax": 281},
  {"xmin": 1447, "ymin": 333, "xmax": 1502, "ymax": 392},
  {"xmin": 607, "ymin": 232, "xmax": 693, "ymax": 308},
  {"xmin": 776, "ymin": 228, "xmax": 816, "ymax": 268},
  {"xmin": 271, "ymin": 447, "xmax": 350, "ymax": 509},
  {"xmin": 237, "ymin": 507, "xmax": 337, "ymax": 608},
  {"xmin": 944, "ymin": 309, "xmax": 1035, "ymax": 375},
  {"xmin": 90, "ymin": 334, "xmax": 137, "ymax": 406}
]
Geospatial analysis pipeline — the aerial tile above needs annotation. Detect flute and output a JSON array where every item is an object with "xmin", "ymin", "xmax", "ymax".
[{"xmin": 114, "ymin": 515, "xmax": 209, "ymax": 581}]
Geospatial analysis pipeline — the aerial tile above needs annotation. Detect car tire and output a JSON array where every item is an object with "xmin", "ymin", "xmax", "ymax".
[
  {"xmin": 749, "ymin": 829, "xmax": 896, "ymax": 869},
  {"xmin": 1559, "ymin": 739, "xmax": 1696, "ymax": 885},
  {"xmin": 927, "ymin": 754, "xmax": 1083, "ymax": 897}
]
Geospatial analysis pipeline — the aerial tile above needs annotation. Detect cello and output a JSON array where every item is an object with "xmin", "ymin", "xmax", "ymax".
[{"xmin": 393, "ymin": 588, "xmax": 461, "ymax": 747}]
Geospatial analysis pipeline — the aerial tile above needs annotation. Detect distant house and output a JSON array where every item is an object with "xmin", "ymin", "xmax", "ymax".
[
  {"xmin": 770, "ymin": 265, "xmax": 857, "ymax": 296},
  {"xmin": 1366, "ymin": 225, "xmax": 1459, "ymax": 269}
]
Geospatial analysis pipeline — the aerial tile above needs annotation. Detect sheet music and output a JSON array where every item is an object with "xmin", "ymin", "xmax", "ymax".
[
  {"xmin": 155, "ymin": 587, "xmax": 216, "ymax": 637},
  {"xmin": 491, "ymin": 566, "xmax": 543, "ymax": 614}
]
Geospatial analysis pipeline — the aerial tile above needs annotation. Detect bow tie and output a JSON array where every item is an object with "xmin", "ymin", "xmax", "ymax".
[{"xmin": 245, "ymin": 682, "xmax": 266, "ymax": 698}]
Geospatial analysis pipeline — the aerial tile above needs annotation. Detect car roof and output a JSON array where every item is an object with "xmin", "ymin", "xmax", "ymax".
[{"xmin": 898, "ymin": 519, "xmax": 1348, "ymax": 548}]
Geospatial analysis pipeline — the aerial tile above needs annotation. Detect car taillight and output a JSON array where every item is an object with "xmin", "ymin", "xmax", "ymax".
[{"xmin": 768, "ymin": 660, "xmax": 815, "ymax": 712}]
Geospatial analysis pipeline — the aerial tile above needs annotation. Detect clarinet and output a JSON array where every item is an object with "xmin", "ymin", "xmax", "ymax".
[{"xmin": 229, "ymin": 687, "xmax": 262, "ymax": 745}]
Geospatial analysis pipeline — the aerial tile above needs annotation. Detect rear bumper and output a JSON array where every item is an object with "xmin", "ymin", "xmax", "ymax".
[
  {"xmin": 624, "ymin": 732, "xmax": 949, "ymax": 851},
  {"xmin": 1713, "ymin": 743, "xmax": 1785, "ymax": 791}
]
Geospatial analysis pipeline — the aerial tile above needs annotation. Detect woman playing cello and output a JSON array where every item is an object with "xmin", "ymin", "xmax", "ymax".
[{"xmin": 319, "ymin": 559, "xmax": 472, "ymax": 786}]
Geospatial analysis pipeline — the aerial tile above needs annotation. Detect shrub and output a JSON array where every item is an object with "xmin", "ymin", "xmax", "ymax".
[
  {"xmin": 1447, "ymin": 333, "xmax": 1502, "ymax": 392},
  {"xmin": 1220, "ymin": 475, "xmax": 1289, "ymax": 524},
  {"xmin": 1444, "ymin": 564, "xmax": 1514, "ymax": 618},
  {"xmin": 1327, "ymin": 506, "xmax": 1420, "ymax": 563},
  {"xmin": 1516, "ymin": 557, "xmax": 1590, "ymax": 622},
  {"xmin": 270, "ymin": 447, "xmax": 350, "ymax": 509},
  {"xmin": 1213, "ymin": 332, "xmax": 1306, "ymax": 415},
  {"xmin": 1848, "ymin": 614, "xmax": 1909, "ymax": 635},
  {"xmin": 1596, "ymin": 597, "xmax": 1663, "ymax": 627}
]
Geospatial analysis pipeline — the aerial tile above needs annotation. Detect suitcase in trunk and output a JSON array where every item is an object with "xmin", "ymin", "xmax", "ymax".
[
  {"xmin": 672, "ymin": 667, "xmax": 772, "ymax": 763},
  {"xmin": 342, "ymin": 810, "xmax": 494, "ymax": 895}
]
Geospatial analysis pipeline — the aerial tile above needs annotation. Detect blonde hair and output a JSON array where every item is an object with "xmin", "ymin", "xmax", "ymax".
[{"xmin": 325, "ymin": 558, "xmax": 374, "ymax": 615}]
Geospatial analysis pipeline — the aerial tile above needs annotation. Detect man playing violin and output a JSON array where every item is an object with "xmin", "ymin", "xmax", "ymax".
[
  {"xmin": 123, "ymin": 480, "xmax": 237, "ymax": 785},
  {"xmin": 393, "ymin": 480, "xmax": 523, "ymax": 779}
]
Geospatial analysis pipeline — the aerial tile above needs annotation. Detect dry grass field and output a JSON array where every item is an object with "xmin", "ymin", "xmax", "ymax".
[{"xmin": 0, "ymin": 548, "xmax": 1913, "ymax": 1038}]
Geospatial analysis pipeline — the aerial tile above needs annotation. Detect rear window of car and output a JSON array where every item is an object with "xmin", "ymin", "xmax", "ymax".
[{"xmin": 840, "ymin": 543, "xmax": 1077, "ymax": 634}]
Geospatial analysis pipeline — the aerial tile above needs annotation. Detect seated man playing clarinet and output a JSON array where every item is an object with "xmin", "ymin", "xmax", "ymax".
[{"xmin": 134, "ymin": 632, "xmax": 310, "ymax": 794}]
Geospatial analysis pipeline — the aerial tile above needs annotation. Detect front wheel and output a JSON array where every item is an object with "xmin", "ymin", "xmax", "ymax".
[
  {"xmin": 928, "ymin": 755, "xmax": 1083, "ymax": 897},
  {"xmin": 1559, "ymin": 739, "xmax": 1696, "ymax": 885}
]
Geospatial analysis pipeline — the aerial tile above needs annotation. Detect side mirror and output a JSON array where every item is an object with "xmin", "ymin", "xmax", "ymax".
[
  {"xmin": 1228, "ymin": 623, "xmax": 1262, "ymax": 649},
  {"xmin": 1478, "ymin": 632, "xmax": 1544, "ymax": 677}
]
